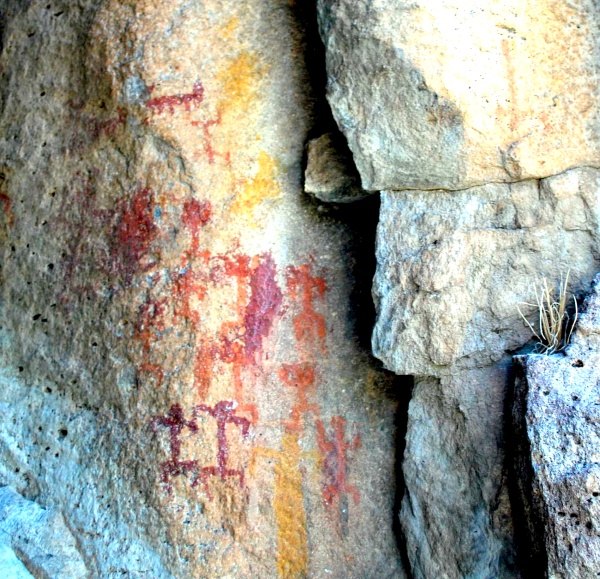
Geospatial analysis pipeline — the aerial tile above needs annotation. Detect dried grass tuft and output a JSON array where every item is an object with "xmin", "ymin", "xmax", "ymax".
[{"xmin": 517, "ymin": 271, "xmax": 578, "ymax": 355}]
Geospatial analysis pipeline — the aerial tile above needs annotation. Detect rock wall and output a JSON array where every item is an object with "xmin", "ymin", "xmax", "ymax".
[
  {"xmin": 316, "ymin": 1, "xmax": 600, "ymax": 577},
  {"xmin": 513, "ymin": 275, "xmax": 600, "ymax": 577},
  {"xmin": 0, "ymin": 1, "xmax": 403, "ymax": 577},
  {"xmin": 4, "ymin": 0, "xmax": 600, "ymax": 577}
]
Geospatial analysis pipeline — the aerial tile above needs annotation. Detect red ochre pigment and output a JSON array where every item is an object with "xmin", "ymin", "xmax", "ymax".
[
  {"xmin": 316, "ymin": 416, "xmax": 361, "ymax": 507},
  {"xmin": 146, "ymin": 81, "xmax": 204, "ymax": 115}
]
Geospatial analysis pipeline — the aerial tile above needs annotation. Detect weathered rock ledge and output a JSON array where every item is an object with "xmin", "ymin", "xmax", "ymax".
[{"xmin": 513, "ymin": 274, "xmax": 600, "ymax": 578}]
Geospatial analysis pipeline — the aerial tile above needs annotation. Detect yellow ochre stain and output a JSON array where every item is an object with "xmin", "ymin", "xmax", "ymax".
[
  {"xmin": 219, "ymin": 16, "xmax": 239, "ymax": 42},
  {"xmin": 232, "ymin": 150, "xmax": 281, "ymax": 215},
  {"xmin": 217, "ymin": 52, "xmax": 264, "ymax": 116},
  {"xmin": 274, "ymin": 432, "xmax": 308, "ymax": 578}
]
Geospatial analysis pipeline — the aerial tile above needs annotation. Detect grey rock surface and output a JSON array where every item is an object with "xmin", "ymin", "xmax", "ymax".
[
  {"xmin": 513, "ymin": 274, "xmax": 600, "ymax": 578},
  {"xmin": 317, "ymin": 0, "xmax": 600, "ymax": 192},
  {"xmin": 373, "ymin": 167, "xmax": 600, "ymax": 577},
  {"xmin": 0, "ymin": 486, "xmax": 88, "ymax": 578},
  {"xmin": 304, "ymin": 132, "xmax": 367, "ymax": 203},
  {"xmin": 374, "ymin": 168, "xmax": 600, "ymax": 377},
  {"xmin": 401, "ymin": 366, "xmax": 516, "ymax": 578}
]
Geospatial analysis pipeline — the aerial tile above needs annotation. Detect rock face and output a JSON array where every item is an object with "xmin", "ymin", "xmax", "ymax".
[
  {"xmin": 304, "ymin": 132, "xmax": 366, "ymax": 203},
  {"xmin": 371, "ymin": 168, "xmax": 600, "ymax": 577},
  {"xmin": 513, "ymin": 275, "xmax": 600, "ymax": 578},
  {"xmin": 316, "ymin": 1, "xmax": 600, "ymax": 575},
  {"xmin": 0, "ymin": 486, "xmax": 88, "ymax": 578},
  {"xmin": 318, "ymin": 0, "xmax": 600, "ymax": 191},
  {"xmin": 0, "ymin": 1, "xmax": 403, "ymax": 577},
  {"xmin": 373, "ymin": 168, "xmax": 600, "ymax": 376}
]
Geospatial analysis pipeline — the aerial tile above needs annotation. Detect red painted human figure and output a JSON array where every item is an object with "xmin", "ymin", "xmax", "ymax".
[
  {"xmin": 150, "ymin": 404, "xmax": 199, "ymax": 493},
  {"xmin": 194, "ymin": 401, "xmax": 251, "ymax": 496},
  {"xmin": 286, "ymin": 264, "xmax": 327, "ymax": 349},
  {"xmin": 316, "ymin": 416, "xmax": 361, "ymax": 507}
]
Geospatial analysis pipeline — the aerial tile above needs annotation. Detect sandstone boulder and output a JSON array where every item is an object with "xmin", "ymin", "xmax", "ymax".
[
  {"xmin": 0, "ymin": 0, "xmax": 404, "ymax": 576},
  {"xmin": 373, "ymin": 167, "xmax": 600, "ymax": 577},
  {"xmin": 318, "ymin": 0, "xmax": 600, "ymax": 191}
]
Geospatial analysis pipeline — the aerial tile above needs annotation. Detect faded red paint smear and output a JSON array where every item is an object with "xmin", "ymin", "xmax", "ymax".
[
  {"xmin": 146, "ymin": 81, "xmax": 204, "ymax": 115},
  {"xmin": 91, "ymin": 107, "xmax": 127, "ymax": 139},
  {"xmin": 136, "ymin": 297, "xmax": 167, "ymax": 352},
  {"xmin": 171, "ymin": 266, "xmax": 208, "ymax": 325},
  {"xmin": 316, "ymin": 416, "xmax": 361, "ymax": 507},
  {"xmin": 113, "ymin": 186, "xmax": 157, "ymax": 282},
  {"xmin": 286, "ymin": 264, "xmax": 327, "ymax": 348},
  {"xmin": 244, "ymin": 253, "xmax": 283, "ymax": 361},
  {"xmin": 279, "ymin": 363, "xmax": 319, "ymax": 433},
  {"xmin": 0, "ymin": 192, "xmax": 13, "ymax": 226},
  {"xmin": 182, "ymin": 199, "xmax": 212, "ymax": 254}
]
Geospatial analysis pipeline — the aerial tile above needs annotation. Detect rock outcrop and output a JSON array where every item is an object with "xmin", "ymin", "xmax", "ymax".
[
  {"xmin": 317, "ymin": 0, "xmax": 600, "ymax": 192},
  {"xmin": 0, "ymin": 1, "xmax": 403, "ymax": 576},
  {"xmin": 513, "ymin": 275, "xmax": 600, "ymax": 578},
  {"xmin": 315, "ymin": 1, "xmax": 600, "ymax": 577}
]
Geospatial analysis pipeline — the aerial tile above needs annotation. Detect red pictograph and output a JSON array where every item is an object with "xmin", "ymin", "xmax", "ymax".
[
  {"xmin": 150, "ymin": 401, "xmax": 251, "ymax": 498},
  {"xmin": 194, "ymin": 401, "xmax": 251, "ymax": 497},
  {"xmin": 150, "ymin": 404, "xmax": 199, "ymax": 494},
  {"xmin": 316, "ymin": 416, "xmax": 361, "ymax": 507},
  {"xmin": 181, "ymin": 199, "xmax": 212, "ymax": 255},
  {"xmin": 279, "ymin": 363, "xmax": 319, "ymax": 433},
  {"xmin": 191, "ymin": 114, "xmax": 230, "ymax": 165},
  {"xmin": 286, "ymin": 264, "xmax": 327, "ymax": 349},
  {"xmin": 146, "ymin": 81, "xmax": 205, "ymax": 115}
]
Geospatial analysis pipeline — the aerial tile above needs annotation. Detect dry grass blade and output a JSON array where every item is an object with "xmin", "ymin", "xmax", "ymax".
[{"xmin": 517, "ymin": 271, "xmax": 578, "ymax": 354}]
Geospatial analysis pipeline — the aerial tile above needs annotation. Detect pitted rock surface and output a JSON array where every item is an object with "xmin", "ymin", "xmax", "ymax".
[{"xmin": 0, "ymin": 1, "xmax": 404, "ymax": 577}]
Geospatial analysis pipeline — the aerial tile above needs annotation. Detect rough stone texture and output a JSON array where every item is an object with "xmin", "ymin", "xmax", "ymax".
[
  {"xmin": 373, "ymin": 168, "xmax": 600, "ymax": 577},
  {"xmin": 400, "ymin": 366, "xmax": 517, "ymax": 578},
  {"xmin": 318, "ymin": 0, "xmax": 600, "ymax": 191},
  {"xmin": 374, "ymin": 168, "xmax": 600, "ymax": 376},
  {"xmin": 513, "ymin": 274, "xmax": 600, "ymax": 578},
  {"xmin": 0, "ymin": 486, "xmax": 88, "ymax": 578},
  {"xmin": 0, "ymin": 1, "xmax": 403, "ymax": 577},
  {"xmin": 304, "ymin": 132, "xmax": 366, "ymax": 203}
]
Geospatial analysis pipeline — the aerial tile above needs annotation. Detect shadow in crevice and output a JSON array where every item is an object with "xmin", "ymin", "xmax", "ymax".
[
  {"xmin": 505, "ymin": 358, "xmax": 548, "ymax": 579},
  {"xmin": 391, "ymin": 374, "xmax": 415, "ymax": 579}
]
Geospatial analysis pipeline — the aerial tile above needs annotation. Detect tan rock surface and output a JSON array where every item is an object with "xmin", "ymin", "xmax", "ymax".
[
  {"xmin": 318, "ymin": 0, "xmax": 600, "ymax": 191},
  {"xmin": 0, "ymin": 1, "xmax": 404, "ymax": 576}
]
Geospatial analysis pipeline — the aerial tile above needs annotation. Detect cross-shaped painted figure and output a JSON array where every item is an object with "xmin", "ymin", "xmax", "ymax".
[
  {"xmin": 316, "ymin": 416, "xmax": 361, "ymax": 507},
  {"xmin": 150, "ymin": 404, "xmax": 199, "ymax": 494},
  {"xmin": 194, "ymin": 401, "xmax": 251, "ymax": 498}
]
